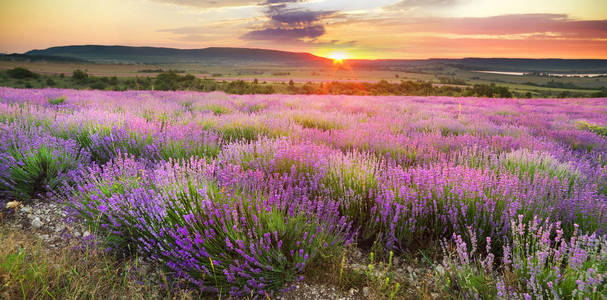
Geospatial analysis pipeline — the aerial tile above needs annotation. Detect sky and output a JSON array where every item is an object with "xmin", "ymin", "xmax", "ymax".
[{"xmin": 1, "ymin": 0, "xmax": 606, "ymax": 59}]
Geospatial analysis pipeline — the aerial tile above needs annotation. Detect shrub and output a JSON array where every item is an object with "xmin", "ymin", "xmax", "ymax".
[
  {"xmin": 373, "ymin": 165, "xmax": 527, "ymax": 252},
  {"xmin": 499, "ymin": 149, "xmax": 581, "ymax": 188},
  {"xmin": 70, "ymin": 156, "xmax": 352, "ymax": 297},
  {"xmin": 292, "ymin": 115, "xmax": 342, "ymax": 131},
  {"xmin": 4, "ymin": 146, "xmax": 81, "ymax": 200},
  {"xmin": 6, "ymin": 67, "xmax": 39, "ymax": 79},
  {"xmin": 158, "ymin": 130, "xmax": 222, "ymax": 161},
  {"xmin": 87, "ymin": 127, "xmax": 158, "ymax": 163},
  {"xmin": 216, "ymin": 122, "xmax": 270, "ymax": 142},
  {"xmin": 577, "ymin": 120, "xmax": 607, "ymax": 137},
  {"xmin": 321, "ymin": 152, "xmax": 380, "ymax": 244},
  {"xmin": 437, "ymin": 216, "xmax": 607, "ymax": 299},
  {"xmin": 0, "ymin": 125, "xmax": 88, "ymax": 201},
  {"xmin": 72, "ymin": 69, "xmax": 88, "ymax": 81},
  {"xmin": 154, "ymin": 71, "xmax": 180, "ymax": 91},
  {"xmin": 48, "ymin": 97, "xmax": 66, "ymax": 105}
]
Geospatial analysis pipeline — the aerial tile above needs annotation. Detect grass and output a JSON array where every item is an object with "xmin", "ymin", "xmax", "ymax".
[
  {"xmin": 1, "ymin": 146, "xmax": 82, "ymax": 202},
  {"xmin": 0, "ymin": 225, "xmax": 196, "ymax": 300},
  {"xmin": 202, "ymin": 104, "xmax": 231, "ymax": 116},
  {"xmin": 577, "ymin": 120, "xmax": 607, "ymax": 136},
  {"xmin": 322, "ymin": 153, "xmax": 380, "ymax": 244},
  {"xmin": 47, "ymin": 97, "xmax": 66, "ymax": 105},
  {"xmin": 292, "ymin": 115, "xmax": 342, "ymax": 131},
  {"xmin": 499, "ymin": 149, "xmax": 582, "ymax": 187}
]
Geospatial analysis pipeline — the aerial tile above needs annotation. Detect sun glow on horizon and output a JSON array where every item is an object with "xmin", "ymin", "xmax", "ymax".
[{"xmin": 327, "ymin": 52, "xmax": 349, "ymax": 64}]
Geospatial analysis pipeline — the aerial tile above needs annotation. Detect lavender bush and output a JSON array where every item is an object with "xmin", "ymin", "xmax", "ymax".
[
  {"xmin": 438, "ymin": 215, "xmax": 607, "ymax": 299},
  {"xmin": 1, "ymin": 87, "xmax": 606, "ymax": 296}
]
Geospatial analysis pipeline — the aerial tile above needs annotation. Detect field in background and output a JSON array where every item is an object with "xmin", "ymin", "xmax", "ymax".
[{"xmin": 1, "ymin": 60, "xmax": 606, "ymax": 98}]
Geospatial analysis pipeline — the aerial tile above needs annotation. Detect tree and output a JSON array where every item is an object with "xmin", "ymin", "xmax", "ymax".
[
  {"xmin": 7, "ymin": 67, "xmax": 39, "ymax": 79},
  {"xmin": 72, "ymin": 69, "xmax": 88, "ymax": 81}
]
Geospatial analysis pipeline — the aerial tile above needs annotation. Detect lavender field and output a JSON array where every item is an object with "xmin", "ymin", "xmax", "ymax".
[{"xmin": 1, "ymin": 87, "xmax": 607, "ymax": 298}]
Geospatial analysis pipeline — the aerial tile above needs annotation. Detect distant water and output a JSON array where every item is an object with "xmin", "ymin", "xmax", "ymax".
[
  {"xmin": 473, "ymin": 71, "xmax": 607, "ymax": 77},
  {"xmin": 474, "ymin": 71, "xmax": 526, "ymax": 76}
]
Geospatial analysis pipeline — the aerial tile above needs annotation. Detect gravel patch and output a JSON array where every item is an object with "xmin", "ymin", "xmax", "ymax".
[{"xmin": 3, "ymin": 200, "xmax": 87, "ymax": 249}]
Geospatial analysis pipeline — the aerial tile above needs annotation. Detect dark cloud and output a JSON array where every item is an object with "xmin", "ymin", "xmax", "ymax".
[
  {"xmin": 270, "ymin": 10, "xmax": 335, "ymax": 24},
  {"xmin": 241, "ymin": 1, "xmax": 336, "ymax": 42},
  {"xmin": 153, "ymin": 0, "xmax": 334, "ymax": 43},
  {"xmin": 242, "ymin": 25, "xmax": 326, "ymax": 40}
]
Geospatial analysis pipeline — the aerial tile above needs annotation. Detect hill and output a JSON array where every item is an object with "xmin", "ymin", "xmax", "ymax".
[
  {"xmin": 1, "ymin": 53, "xmax": 89, "ymax": 63},
  {"xmin": 18, "ymin": 45, "xmax": 607, "ymax": 75},
  {"xmin": 350, "ymin": 58, "xmax": 607, "ymax": 73},
  {"xmin": 25, "ymin": 45, "xmax": 332, "ymax": 66}
]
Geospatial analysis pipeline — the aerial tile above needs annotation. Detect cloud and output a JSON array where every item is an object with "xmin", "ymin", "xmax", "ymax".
[
  {"xmin": 261, "ymin": 0, "xmax": 302, "ymax": 4},
  {"xmin": 151, "ymin": 0, "xmax": 256, "ymax": 8},
  {"xmin": 385, "ymin": 0, "xmax": 457, "ymax": 10},
  {"xmin": 332, "ymin": 13, "xmax": 607, "ymax": 39},
  {"xmin": 152, "ymin": 0, "xmax": 310, "ymax": 8},
  {"xmin": 413, "ymin": 14, "xmax": 607, "ymax": 39},
  {"xmin": 242, "ymin": 25, "xmax": 326, "ymax": 40},
  {"xmin": 270, "ymin": 10, "xmax": 335, "ymax": 24},
  {"xmin": 241, "ymin": 1, "xmax": 337, "ymax": 42}
]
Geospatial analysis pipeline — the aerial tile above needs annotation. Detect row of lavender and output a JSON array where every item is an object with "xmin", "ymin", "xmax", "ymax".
[{"xmin": 1, "ymin": 87, "xmax": 606, "ymax": 297}]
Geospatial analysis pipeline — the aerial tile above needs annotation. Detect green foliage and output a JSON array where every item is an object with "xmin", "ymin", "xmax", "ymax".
[
  {"xmin": 154, "ymin": 71, "xmax": 181, "ymax": 91},
  {"xmin": 74, "ymin": 171, "xmax": 349, "ymax": 296},
  {"xmin": 577, "ymin": 120, "xmax": 607, "ymax": 136},
  {"xmin": 322, "ymin": 154, "xmax": 379, "ymax": 242},
  {"xmin": 203, "ymin": 104, "xmax": 231, "ymax": 115},
  {"xmin": 499, "ymin": 149, "xmax": 581, "ymax": 187},
  {"xmin": 224, "ymin": 80, "xmax": 274, "ymax": 95},
  {"xmin": 592, "ymin": 87, "xmax": 607, "ymax": 97},
  {"xmin": 216, "ymin": 123, "xmax": 271, "ymax": 142},
  {"xmin": 0, "ymin": 226, "xmax": 166, "ymax": 300},
  {"xmin": 47, "ymin": 97, "xmax": 66, "ymax": 105},
  {"xmin": 292, "ymin": 115, "xmax": 342, "ymax": 131},
  {"xmin": 72, "ymin": 69, "xmax": 88, "ymax": 81},
  {"xmin": 363, "ymin": 251, "xmax": 402, "ymax": 299},
  {"xmin": 6, "ymin": 67, "xmax": 39, "ymax": 79},
  {"xmin": 467, "ymin": 83, "xmax": 513, "ymax": 98},
  {"xmin": 159, "ymin": 140, "xmax": 220, "ymax": 161},
  {"xmin": 437, "ymin": 218, "xmax": 607, "ymax": 299},
  {"xmin": 1, "ymin": 146, "xmax": 80, "ymax": 201}
]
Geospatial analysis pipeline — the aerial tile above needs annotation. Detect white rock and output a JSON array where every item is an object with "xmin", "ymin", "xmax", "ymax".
[
  {"xmin": 31, "ymin": 217, "xmax": 43, "ymax": 228},
  {"xmin": 55, "ymin": 224, "xmax": 65, "ymax": 232},
  {"xmin": 362, "ymin": 287, "xmax": 370, "ymax": 297}
]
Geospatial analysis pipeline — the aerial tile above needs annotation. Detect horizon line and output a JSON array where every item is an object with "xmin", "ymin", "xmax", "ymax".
[{"xmin": 5, "ymin": 44, "xmax": 607, "ymax": 61}]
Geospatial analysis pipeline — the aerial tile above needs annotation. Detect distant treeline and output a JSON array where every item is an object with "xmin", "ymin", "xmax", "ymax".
[
  {"xmin": 1, "ymin": 67, "xmax": 605, "ymax": 98},
  {"xmin": 288, "ymin": 80, "xmax": 514, "ymax": 98}
]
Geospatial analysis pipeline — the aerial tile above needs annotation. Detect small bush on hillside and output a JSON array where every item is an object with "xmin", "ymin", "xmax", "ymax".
[
  {"xmin": 72, "ymin": 69, "xmax": 88, "ymax": 81},
  {"xmin": 7, "ymin": 67, "xmax": 39, "ymax": 79}
]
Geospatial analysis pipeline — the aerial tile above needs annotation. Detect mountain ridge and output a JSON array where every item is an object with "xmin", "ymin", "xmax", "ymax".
[
  {"xmin": 21, "ymin": 45, "xmax": 607, "ymax": 72},
  {"xmin": 25, "ymin": 45, "xmax": 331, "ymax": 65}
]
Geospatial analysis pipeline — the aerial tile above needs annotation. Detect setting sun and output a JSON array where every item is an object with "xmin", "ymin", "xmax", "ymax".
[{"xmin": 328, "ymin": 52, "xmax": 348, "ymax": 64}]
